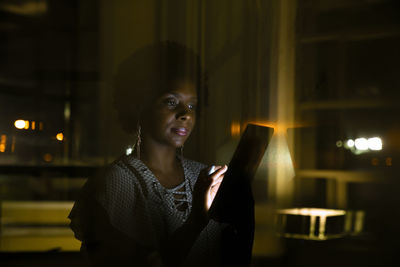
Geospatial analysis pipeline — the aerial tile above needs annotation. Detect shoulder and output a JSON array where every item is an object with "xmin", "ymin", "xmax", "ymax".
[
  {"xmin": 105, "ymin": 155, "xmax": 137, "ymax": 180},
  {"xmin": 83, "ymin": 155, "xmax": 145, "ymax": 207},
  {"xmin": 99, "ymin": 155, "xmax": 146, "ymax": 186}
]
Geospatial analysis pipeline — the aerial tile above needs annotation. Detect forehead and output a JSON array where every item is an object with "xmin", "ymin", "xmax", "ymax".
[{"xmin": 162, "ymin": 79, "xmax": 197, "ymax": 98}]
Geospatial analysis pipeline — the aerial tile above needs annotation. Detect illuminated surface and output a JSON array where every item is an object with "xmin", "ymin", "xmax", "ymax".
[
  {"xmin": 278, "ymin": 208, "xmax": 345, "ymax": 217},
  {"xmin": 276, "ymin": 208, "xmax": 347, "ymax": 240},
  {"xmin": 248, "ymin": 121, "xmax": 296, "ymax": 204},
  {"xmin": 0, "ymin": 201, "xmax": 80, "ymax": 252}
]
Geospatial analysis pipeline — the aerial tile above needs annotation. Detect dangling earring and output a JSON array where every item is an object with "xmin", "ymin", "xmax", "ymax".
[
  {"xmin": 136, "ymin": 124, "xmax": 141, "ymax": 159},
  {"xmin": 180, "ymin": 145, "xmax": 184, "ymax": 158}
]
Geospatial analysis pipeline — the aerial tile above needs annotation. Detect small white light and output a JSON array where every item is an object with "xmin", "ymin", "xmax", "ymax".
[
  {"xmin": 368, "ymin": 137, "xmax": 382, "ymax": 151},
  {"xmin": 355, "ymin": 138, "xmax": 368, "ymax": 151},
  {"xmin": 126, "ymin": 147, "xmax": 133, "ymax": 155},
  {"xmin": 346, "ymin": 139, "xmax": 355, "ymax": 148}
]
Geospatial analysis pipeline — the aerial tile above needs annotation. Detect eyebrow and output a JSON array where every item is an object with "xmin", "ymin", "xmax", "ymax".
[{"xmin": 167, "ymin": 92, "xmax": 198, "ymax": 101}]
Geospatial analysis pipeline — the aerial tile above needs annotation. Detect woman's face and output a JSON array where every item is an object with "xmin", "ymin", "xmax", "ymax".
[{"xmin": 142, "ymin": 80, "xmax": 197, "ymax": 148}]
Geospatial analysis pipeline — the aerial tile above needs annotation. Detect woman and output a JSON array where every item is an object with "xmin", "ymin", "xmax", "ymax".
[{"xmin": 69, "ymin": 42, "xmax": 230, "ymax": 266}]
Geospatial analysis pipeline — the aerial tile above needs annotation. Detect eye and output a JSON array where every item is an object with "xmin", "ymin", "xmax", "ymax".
[
  {"xmin": 165, "ymin": 97, "xmax": 178, "ymax": 108},
  {"xmin": 188, "ymin": 103, "xmax": 197, "ymax": 111}
]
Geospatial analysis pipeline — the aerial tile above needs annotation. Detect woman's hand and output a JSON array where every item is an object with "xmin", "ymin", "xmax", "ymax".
[
  {"xmin": 206, "ymin": 165, "xmax": 227, "ymax": 210},
  {"xmin": 192, "ymin": 165, "xmax": 228, "ymax": 223}
]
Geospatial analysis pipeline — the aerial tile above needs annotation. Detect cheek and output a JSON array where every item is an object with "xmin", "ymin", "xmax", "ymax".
[
  {"xmin": 151, "ymin": 110, "xmax": 174, "ymax": 129},
  {"xmin": 192, "ymin": 114, "xmax": 196, "ymax": 127}
]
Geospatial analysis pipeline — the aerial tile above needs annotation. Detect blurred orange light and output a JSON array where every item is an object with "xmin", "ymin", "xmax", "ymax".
[
  {"xmin": 32, "ymin": 121, "xmax": 36, "ymax": 130},
  {"xmin": 11, "ymin": 136, "xmax": 16, "ymax": 153},
  {"xmin": 371, "ymin": 158, "xmax": 379, "ymax": 166},
  {"xmin": 56, "ymin": 133, "xmax": 64, "ymax": 141},
  {"xmin": 230, "ymin": 122, "xmax": 241, "ymax": 137},
  {"xmin": 386, "ymin": 157, "xmax": 392, "ymax": 166},
  {"xmin": 0, "ymin": 134, "xmax": 6, "ymax": 152},
  {"xmin": 248, "ymin": 121, "xmax": 277, "ymax": 131},
  {"xmin": 246, "ymin": 120, "xmax": 308, "ymax": 135},
  {"xmin": 43, "ymin": 153, "xmax": 53, "ymax": 162}
]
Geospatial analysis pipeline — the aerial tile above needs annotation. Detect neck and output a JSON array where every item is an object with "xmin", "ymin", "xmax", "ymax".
[{"xmin": 140, "ymin": 137, "xmax": 179, "ymax": 173}]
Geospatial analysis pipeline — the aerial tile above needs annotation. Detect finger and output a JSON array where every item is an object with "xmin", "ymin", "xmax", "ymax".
[
  {"xmin": 210, "ymin": 165, "xmax": 227, "ymax": 179},
  {"xmin": 211, "ymin": 176, "xmax": 223, "ymax": 187},
  {"xmin": 210, "ymin": 183, "xmax": 221, "ymax": 195},
  {"xmin": 210, "ymin": 185, "xmax": 221, "ymax": 196},
  {"xmin": 207, "ymin": 165, "xmax": 224, "ymax": 175}
]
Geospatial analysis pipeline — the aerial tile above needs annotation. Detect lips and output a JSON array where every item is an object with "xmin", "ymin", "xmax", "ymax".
[{"xmin": 171, "ymin": 127, "xmax": 189, "ymax": 136}]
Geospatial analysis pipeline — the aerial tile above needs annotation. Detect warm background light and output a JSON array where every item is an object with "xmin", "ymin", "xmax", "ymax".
[
  {"xmin": 230, "ymin": 122, "xmax": 241, "ymax": 137},
  {"xmin": 43, "ymin": 153, "xmax": 53, "ymax": 162},
  {"xmin": 14, "ymin": 120, "xmax": 26, "ymax": 129},
  {"xmin": 0, "ymin": 135, "xmax": 6, "ymax": 152},
  {"xmin": 56, "ymin": 133, "xmax": 64, "ymax": 141}
]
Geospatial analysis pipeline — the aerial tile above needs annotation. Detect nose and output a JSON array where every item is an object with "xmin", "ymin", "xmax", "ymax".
[{"xmin": 176, "ymin": 105, "xmax": 192, "ymax": 121}]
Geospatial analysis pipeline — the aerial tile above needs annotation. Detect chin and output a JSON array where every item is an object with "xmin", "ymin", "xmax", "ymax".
[
  {"xmin": 173, "ymin": 141, "xmax": 185, "ymax": 148},
  {"xmin": 171, "ymin": 138, "xmax": 187, "ymax": 148}
]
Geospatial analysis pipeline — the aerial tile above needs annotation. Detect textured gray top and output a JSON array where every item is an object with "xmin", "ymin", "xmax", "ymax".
[{"xmin": 69, "ymin": 155, "xmax": 223, "ymax": 266}]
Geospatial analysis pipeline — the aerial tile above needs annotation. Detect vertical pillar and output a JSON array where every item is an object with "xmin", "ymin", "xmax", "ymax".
[{"xmin": 268, "ymin": 0, "xmax": 297, "ymax": 206}]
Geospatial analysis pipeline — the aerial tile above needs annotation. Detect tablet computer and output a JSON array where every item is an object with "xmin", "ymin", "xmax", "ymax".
[{"xmin": 208, "ymin": 123, "xmax": 273, "ymax": 220}]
